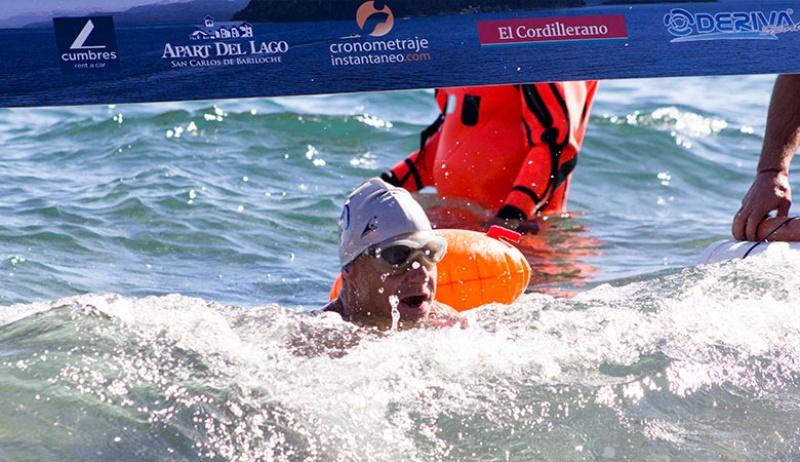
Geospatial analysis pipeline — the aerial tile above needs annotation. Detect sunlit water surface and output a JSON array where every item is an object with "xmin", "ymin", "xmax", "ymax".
[{"xmin": 2, "ymin": 75, "xmax": 799, "ymax": 460}]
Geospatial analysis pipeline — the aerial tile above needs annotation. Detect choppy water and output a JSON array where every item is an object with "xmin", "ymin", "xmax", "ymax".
[{"xmin": 3, "ymin": 75, "xmax": 800, "ymax": 460}]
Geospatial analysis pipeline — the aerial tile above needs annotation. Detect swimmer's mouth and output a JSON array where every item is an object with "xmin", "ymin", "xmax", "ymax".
[{"xmin": 400, "ymin": 294, "xmax": 429, "ymax": 309}]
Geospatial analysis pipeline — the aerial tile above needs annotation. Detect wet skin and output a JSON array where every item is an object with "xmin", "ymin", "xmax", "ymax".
[{"xmin": 342, "ymin": 252, "xmax": 437, "ymax": 324}]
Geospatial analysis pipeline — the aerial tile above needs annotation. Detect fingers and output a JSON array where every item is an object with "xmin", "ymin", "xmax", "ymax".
[
  {"xmin": 737, "ymin": 204, "xmax": 792, "ymax": 240},
  {"xmin": 733, "ymin": 174, "xmax": 791, "ymax": 240},
  {"xmin": 734, "ymin": 201, "xmax": 771, "ymax": 241},
  {"xmin": 777, "ymin": 198, "xmax": 791, "ymax": 217},
  {"xmin": 745, "ymin": 212, "xmax": 762, "ymax": 241},
  {"xmin": 732, "ymin": 208, "xmax": 747, "ymax": 240}
]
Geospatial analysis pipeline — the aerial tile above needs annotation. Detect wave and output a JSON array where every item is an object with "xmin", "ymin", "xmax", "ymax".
[{"xmin": 2, "ymin": 250, "xmax": 800, "ymax": 460}]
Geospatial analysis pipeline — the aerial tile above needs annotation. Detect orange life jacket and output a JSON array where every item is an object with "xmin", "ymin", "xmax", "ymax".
[{"xmin": 383, "ymin": 81, "xmax": 597, "ymax": 217}]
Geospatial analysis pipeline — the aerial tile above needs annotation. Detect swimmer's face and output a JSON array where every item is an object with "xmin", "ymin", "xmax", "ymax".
[{"xmin": 344, "ymin": 250, "xmax": 438, "ymax": 324}]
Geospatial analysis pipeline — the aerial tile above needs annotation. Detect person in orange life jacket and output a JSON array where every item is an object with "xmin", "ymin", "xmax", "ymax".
[{"xmin": 380, "ymin": 82, "xmax": 598, "ymax": 233}]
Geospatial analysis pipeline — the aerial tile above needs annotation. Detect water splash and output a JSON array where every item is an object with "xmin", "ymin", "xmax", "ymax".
[
  {"xmin": 1, "ymin": 254, "xmax": 800, "ymax": 460},
  {"xmin": 389, "ymin": 294, "xmax": 400, "ymax": 331}
]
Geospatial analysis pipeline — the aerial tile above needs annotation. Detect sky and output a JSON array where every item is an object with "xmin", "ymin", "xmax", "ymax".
[{"xmin": 1, "ymin": 0, "xmax": 171, "ymax": 21}]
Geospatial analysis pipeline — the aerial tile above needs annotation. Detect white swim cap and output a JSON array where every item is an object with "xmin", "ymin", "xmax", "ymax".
[{"xmin": 339, "ymin": 178, "xmax": 434, "ymax": 268}]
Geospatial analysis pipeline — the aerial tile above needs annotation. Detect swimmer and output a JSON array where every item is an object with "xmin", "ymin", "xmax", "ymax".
[{"xmin": 322, "ymin": 178, "xmax": 461, "ymax": 329}]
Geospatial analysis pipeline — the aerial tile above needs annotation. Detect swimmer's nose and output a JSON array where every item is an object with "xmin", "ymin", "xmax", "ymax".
[{"xmin": 405, "ymin": 258, "xmax": 433, "ymax": 282}]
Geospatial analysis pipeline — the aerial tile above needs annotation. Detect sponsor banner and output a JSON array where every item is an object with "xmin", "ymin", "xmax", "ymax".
[
  {"xmin": 0, "ymin": 0, "xmax": 800, "ymax": 107},
  {"xmin": 663, "ymin": 7, "xmax": 797, "ymax": 42},
  {"xmin": 328, "ymin": 2, "xmax": 432, "ymax": 67},
  {"xmin": 53, "ymin": 16, "xmax": 120, "ymax": 72},
  {"xmin": 161, "ymin": 16, "xmax": 289, "ymax": 69},
  {"xmin": 478, "ymin": 15, "xmax": 627, "ymax": 45}
]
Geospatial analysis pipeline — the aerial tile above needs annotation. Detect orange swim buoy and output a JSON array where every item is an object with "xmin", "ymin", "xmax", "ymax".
[{"xmin": 329, "ymin": 226, "xmax": 531, "ymax": 311}]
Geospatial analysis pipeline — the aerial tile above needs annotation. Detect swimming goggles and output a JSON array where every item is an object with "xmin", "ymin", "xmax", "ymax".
[{"xmin": 366, "ymin": 237, "xmax": 447, "ymax": 274}]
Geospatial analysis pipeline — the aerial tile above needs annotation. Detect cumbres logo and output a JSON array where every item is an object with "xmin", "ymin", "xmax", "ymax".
[
  {"xmin": 329, "ymin": 1, "xmax": 431, "ymax": 67},
  {"xmin": 53, "ymin": 16, "xmax": 120, "ymax": 72},
  {"xmin": 356, "ymin": 1, "xmax": 394, "ymax": 37}
]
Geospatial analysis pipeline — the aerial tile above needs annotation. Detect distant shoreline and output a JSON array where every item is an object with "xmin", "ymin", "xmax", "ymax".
[
  {"xmin": 232, "ymin": 0, "xmax": 586, "ymax": 23},
  {"xmin": 2, "ymin": 0, "xmax": 721, "ymax": 29},
  {"xmin": 232, "ymin": 0, "xmax": 719, "ymax": 23}
]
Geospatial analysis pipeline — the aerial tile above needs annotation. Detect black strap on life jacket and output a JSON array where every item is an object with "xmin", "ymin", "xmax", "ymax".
[
  {"xmin": 419, "ymin": 89, "xmax": 446, "ymax": 151},
  {"xmin": 419, "ymin": 112, "xmax": 444, "ymax": 152},
  {"xmin": 380, "ymin": 159, "xmax": 424, "ymax": 190},
  {"xmin": 404, "ymin": 158, "xmax": 424, "ymax": 190},
  {"xmin": 547, "ymin": 82, "xmax": 579, "ymax": 195},
  {"xmin": 382, "ymin": 106, "xmax": 445, "ymax": 190},
  {"xmin": 520, "ymin": 83, "xmax": 577, "ymax": 212},
  {"xmin": 511, "ymin": 185, "xmax": 542, "ymax": 206}
]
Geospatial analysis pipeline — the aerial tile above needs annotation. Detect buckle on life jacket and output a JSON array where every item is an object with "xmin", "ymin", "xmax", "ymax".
[{"xmin": 461, "ymin": 94, "xmax": 481, "ymax": 126}]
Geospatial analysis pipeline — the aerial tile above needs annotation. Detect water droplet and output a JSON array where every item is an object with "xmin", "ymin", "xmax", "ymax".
[{"xmin": 389, "ymin": 295, "xmax": 400, "ymax": 330}]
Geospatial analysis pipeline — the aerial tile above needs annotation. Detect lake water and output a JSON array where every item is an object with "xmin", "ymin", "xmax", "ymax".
[{"xmin": 2, "ymin": 74, "xmax": 800, "ymax": 461}]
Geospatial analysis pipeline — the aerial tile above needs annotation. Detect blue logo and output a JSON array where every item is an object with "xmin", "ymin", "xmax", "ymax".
[
  {"xmin": 663, "ymin": 8, "xmax": 796, "ymax": 42},
  {"xmin": 53, "ymin": 16, "xmax": 120, "ymax": 72}
]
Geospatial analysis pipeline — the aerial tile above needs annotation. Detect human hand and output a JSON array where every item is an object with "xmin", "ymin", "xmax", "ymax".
[
  {"xmin": 487, "ymin": 215, "xmax": 540, "ymax": 234},
  {"xmin": 755, "ymin": 216, "xmax": 800, "ymax": 241},
  {"xmin": 492, "ymin": 205, "xmax": 540, "ymax": 234},
  {"xmin": 732, "ymin": 170, "xmax": 792, "ymax": 241}
]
